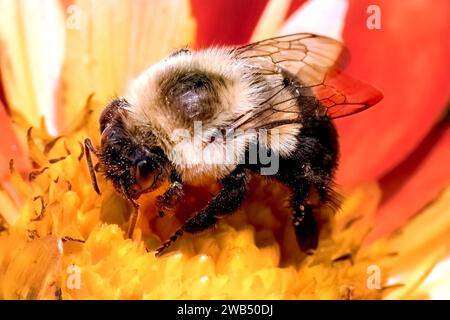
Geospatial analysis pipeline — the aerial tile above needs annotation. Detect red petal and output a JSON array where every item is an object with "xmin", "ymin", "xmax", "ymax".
[
  {"xmin": 190, "ymin": 0, "xmax": 268, "ymax": 48},
  {"xmin": 367, "ymin": 123, "xmax": 450, "ymax": 241},
  {"xmin": 336, "ymin": 0, "xmax": 450, "ymax": 186}
]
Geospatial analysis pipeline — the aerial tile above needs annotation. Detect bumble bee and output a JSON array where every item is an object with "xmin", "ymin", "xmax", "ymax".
[{"xmin": 85, "ymin": 33, "xmax": 383, "ymax": 256}]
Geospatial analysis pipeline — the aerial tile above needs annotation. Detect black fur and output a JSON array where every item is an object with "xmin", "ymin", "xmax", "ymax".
[
  {"xmin": 157, "ymin": 102, "xmax": 339, "ymax": 255},
  {"xmin": 275, "ymin": 114, "xmax": 339, "ymax": 251},
  {"xmin": 240, "ymin": 110, "xmax": 338, "ymax": 252}
]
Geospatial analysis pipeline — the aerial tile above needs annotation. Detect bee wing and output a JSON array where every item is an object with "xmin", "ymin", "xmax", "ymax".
[{"xmin": 232, "ymin": 33, "xmax": 383, "ymax": 123}]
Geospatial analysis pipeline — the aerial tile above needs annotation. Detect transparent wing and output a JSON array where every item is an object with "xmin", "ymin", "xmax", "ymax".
[
  {"xmin": 233, "ymin": 33, "xmax": 347, "ymax": 79},
  {"xmin": 231, "ymin": 33, "xmax": 382, "ymax": 129}
]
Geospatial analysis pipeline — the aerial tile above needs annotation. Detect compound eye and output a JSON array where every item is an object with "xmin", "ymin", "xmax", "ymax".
[{"xmin": 136, "ymin": 159, "xmax": 156, "ymax": 189}]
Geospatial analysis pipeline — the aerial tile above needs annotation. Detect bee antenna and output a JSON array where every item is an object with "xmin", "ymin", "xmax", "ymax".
[{"xmin": 84, "ymin": 138, "xmax": 101, "ymax": 195}]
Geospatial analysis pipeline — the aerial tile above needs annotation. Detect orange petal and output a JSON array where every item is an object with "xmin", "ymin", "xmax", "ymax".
[{"xmin": 0, "ymin": 102, "xmax": 30, "ymax": 180}]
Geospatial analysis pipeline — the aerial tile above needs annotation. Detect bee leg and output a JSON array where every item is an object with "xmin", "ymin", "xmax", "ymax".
[
  {"xmin": 119, "ymin": 184, "xmax": 141, "ymax": 239},
  {"xmin": 182, "ymin": 167, "xmax": 248, "ymax": 232},
  {"xmin": 156, "ymin": 171, "xmax": 184, "ymax": 217},
  {"xmin": 84, "ymin": 138, "xmax": 101, "ymax": 195},
  {"xmin": 290, "ymin": 181, "xmax": 340, "ymax": 253},
  {"xmin": 155, "ymin": 166, "xmax": 248, "ymax": 256},
  {"xmin": 292, "ymin": 202, "xmax": 318, "ymax": 253},
  {"xmin": 126, "ymin": 199, "xmax": 140, "ymax": 239},
  {"xmin": 155, "ymin": 229, "xmax": 184, "ymax": 256},
  {"xmin": 289, "ymin": 183, "xmax": 320, "ymax": 254},
  {"xmin": 61, "ymin": 236, "xmax": 85, "ymax": 243}
]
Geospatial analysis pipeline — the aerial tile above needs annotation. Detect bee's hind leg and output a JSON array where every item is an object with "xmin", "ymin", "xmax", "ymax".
[
  {"xmin": 155, "ymin": 166, "xmax": 249, "ymax": 256},
  {"xmin": 290, "ymin": 183, "xmax": 320, "ymax": 254},
  {"xmin": 287, "ymin": 179, "xmax": 339, "ymax": 254},
  {"xmin": 293, "ymin": 209, "xmax": 318, "ymax": 254}
]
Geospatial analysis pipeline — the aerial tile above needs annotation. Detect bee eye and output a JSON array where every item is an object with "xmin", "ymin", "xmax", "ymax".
[
  {"xmin": 135, "ymin": 159, "xmax": 157, "ymax": 191},
  {"xmin": 136, "ymin": 159, "xmax": 155, "ymax": 180}
]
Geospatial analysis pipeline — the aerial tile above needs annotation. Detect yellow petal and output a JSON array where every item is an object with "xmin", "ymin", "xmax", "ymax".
[
  {"xmin": 0, "ymin": 234, "xmax": 63, "ymax": 299},
  {"xmin": 0, "ymin": 0, "xmax": 65, "ymax": 133},
  {"xmin": 381, "ymin": 186, "xmax": 450, "ymax": 299},
  {"xmin": 55, "ymin": 0, "xmax": 196, "ymax": 133}
]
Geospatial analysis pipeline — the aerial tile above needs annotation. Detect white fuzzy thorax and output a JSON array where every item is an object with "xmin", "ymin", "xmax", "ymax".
[{"xmin": 123, "ymin": 48, "xmax": 300, "ymax": 184}]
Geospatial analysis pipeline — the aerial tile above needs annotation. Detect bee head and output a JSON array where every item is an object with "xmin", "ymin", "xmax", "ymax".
[{"xmin": 98, "ymin": 98, "xmax": 168, "ymax": 199}]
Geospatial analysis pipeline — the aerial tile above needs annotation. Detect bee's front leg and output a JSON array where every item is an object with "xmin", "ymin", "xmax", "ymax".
[
  {"xmin": 155, "ymin": 166, "xmax": 248, "ymax": 256},
  {"xmin": 156, "ymin": 170, "xmax": 184, "ymax": 217}
]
